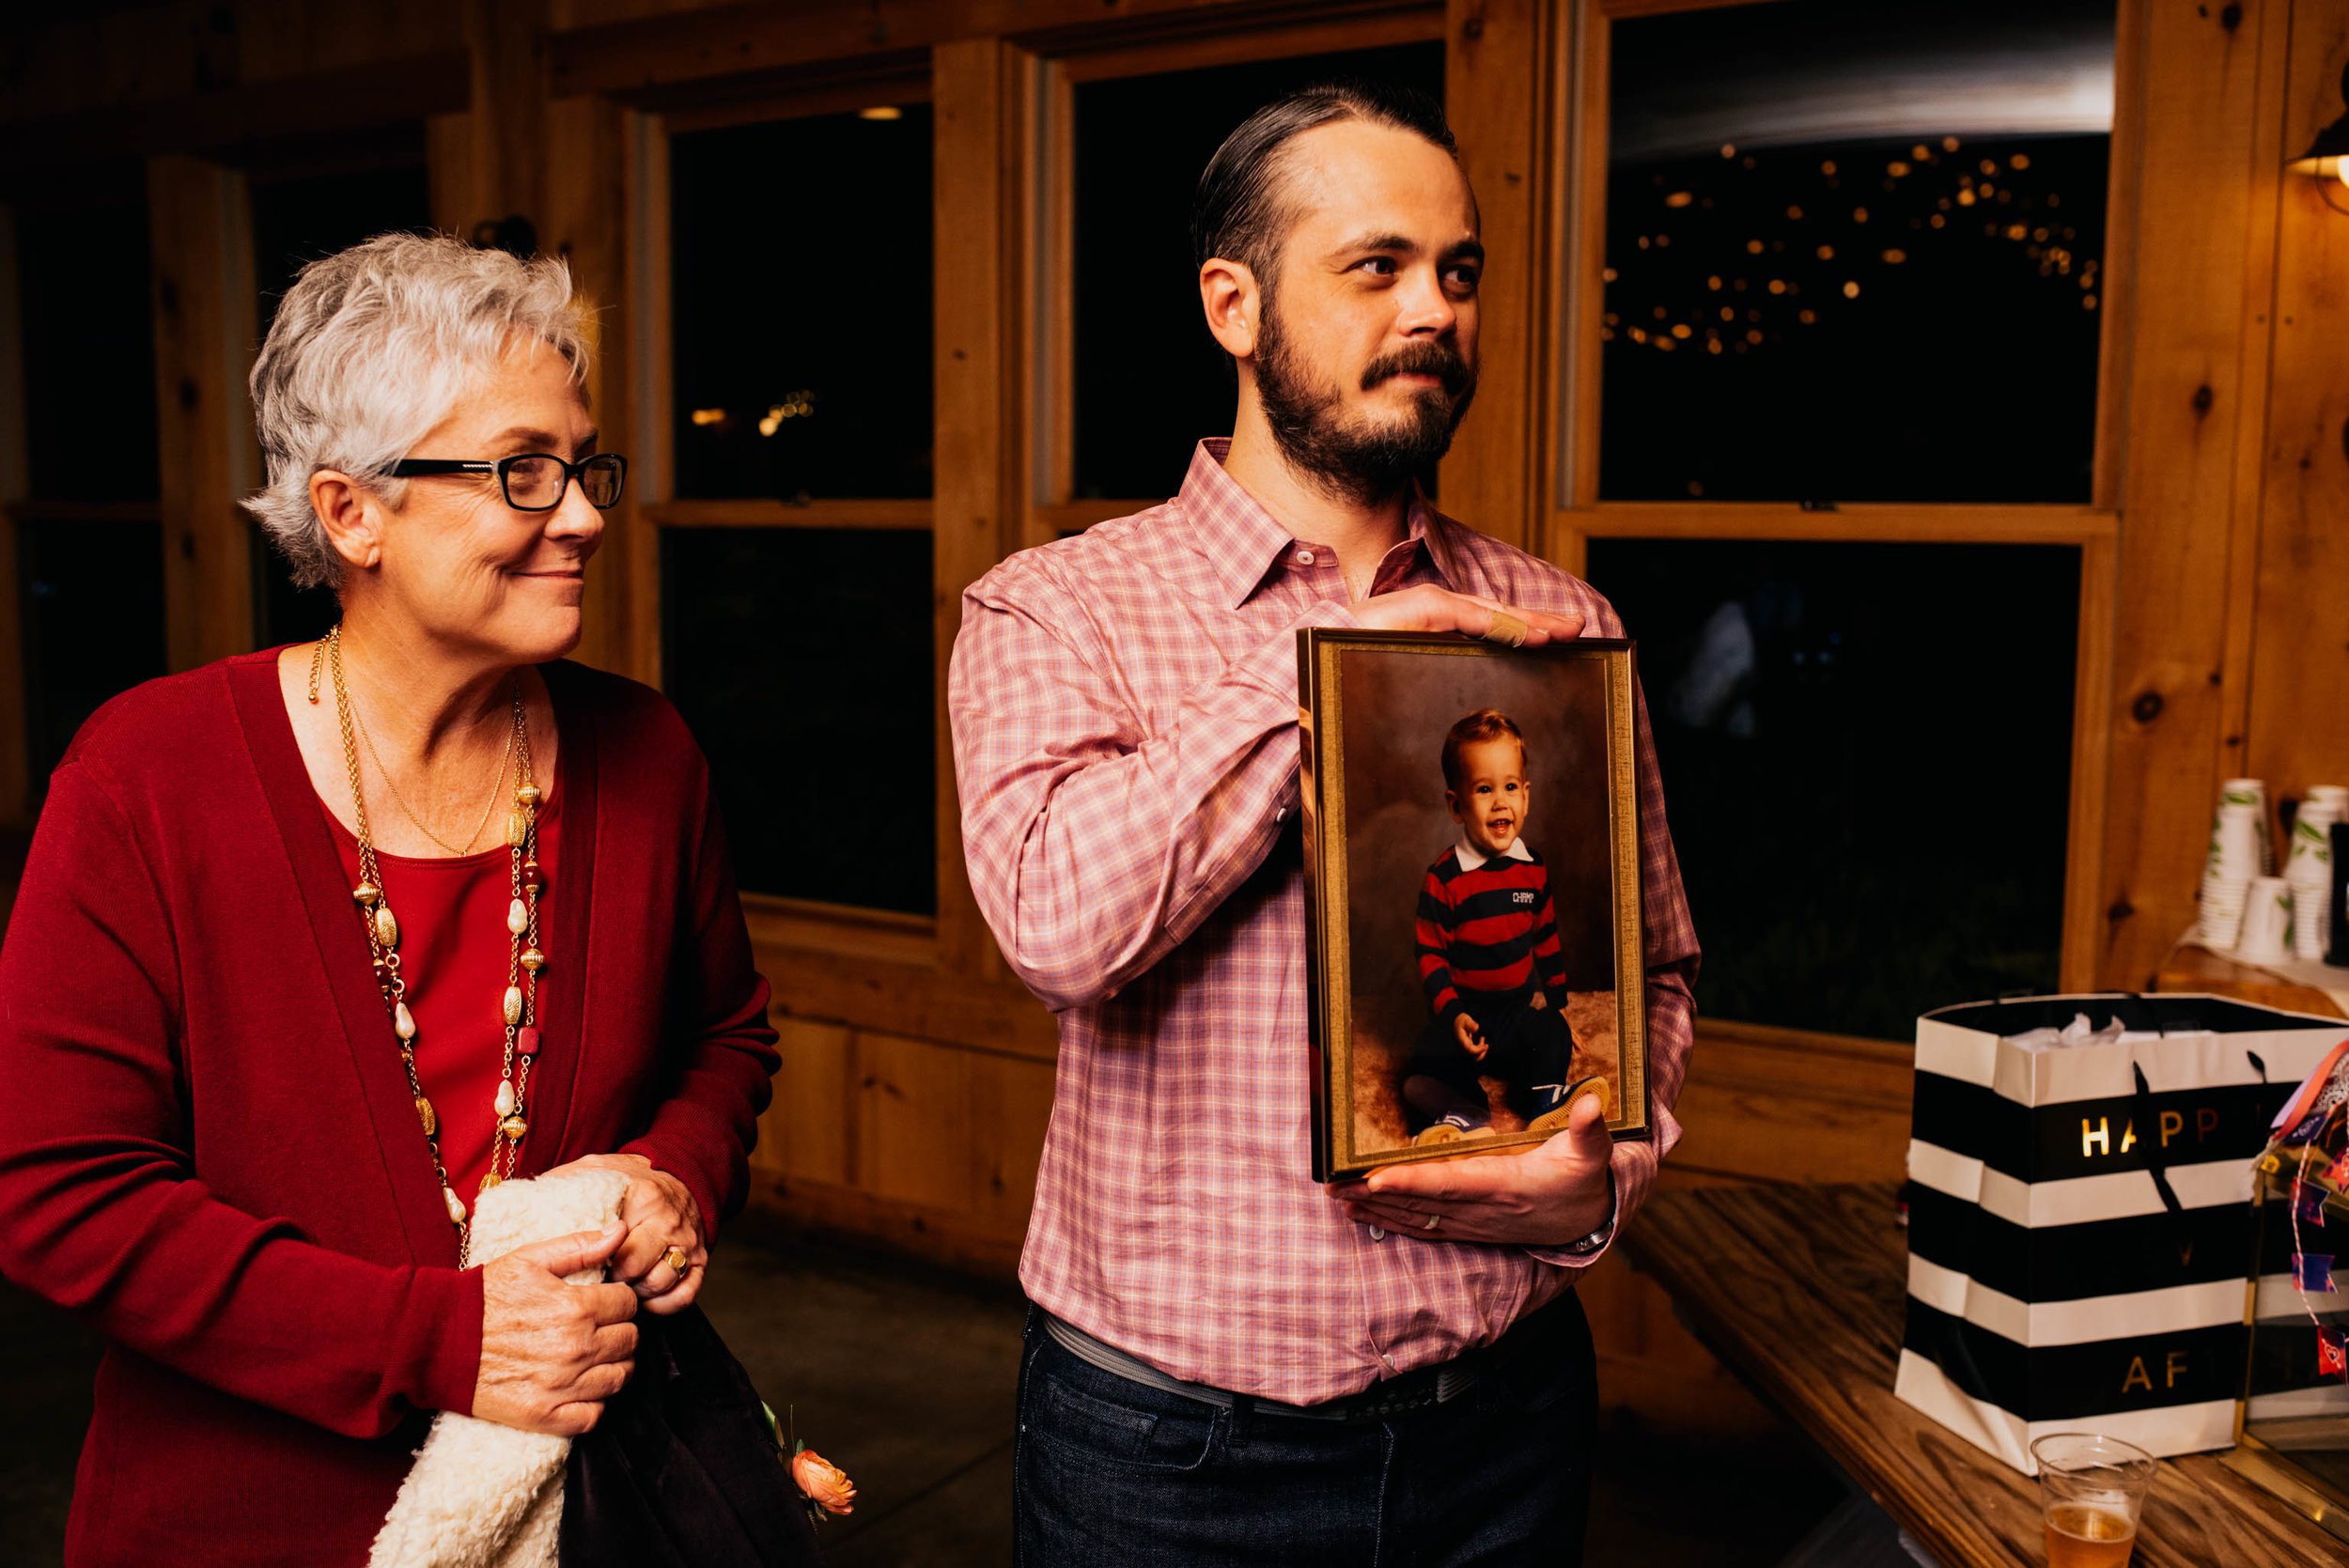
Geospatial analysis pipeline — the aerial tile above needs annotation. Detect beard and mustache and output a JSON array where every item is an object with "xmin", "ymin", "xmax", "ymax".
[{"xmin": 1252, "ymin": 295, "xmax": 1478, "ymax": 506}]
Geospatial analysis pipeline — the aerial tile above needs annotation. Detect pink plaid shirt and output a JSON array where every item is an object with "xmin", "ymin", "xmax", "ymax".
[{"xmin": 950, "ymin": 441, "xmax": 1698, "ymax": 1403}]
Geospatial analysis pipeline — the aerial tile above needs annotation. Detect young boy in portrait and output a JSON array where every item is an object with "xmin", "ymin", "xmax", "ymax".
[{"xmin": 1402, "ymin": 707, "xmax": 1610, "ymax": 1145}]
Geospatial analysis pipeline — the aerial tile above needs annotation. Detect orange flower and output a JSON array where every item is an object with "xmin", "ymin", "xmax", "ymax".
[{"xmin": 791, "ymin": 1448, "xmax": 857, "ymax": 1516}]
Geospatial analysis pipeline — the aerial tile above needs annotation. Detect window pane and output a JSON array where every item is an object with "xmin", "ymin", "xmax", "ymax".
[
  {"xmin": 1596, "ymin": 0, "xmax": 2113, "ymax": 503},
  {"xmin": 670, "ymin": 107, "xmax": 933, "ymax": 501},
  {"xmin": 1070, "ymin": 41, "xmax": 1445, "ymax": 502},
  {"xmin": 20, "ymin": 520, "xmax": 167, "ymax": 787},
  {"xmin": 248, "ymin": 159, "xmax": 432, "ymax": 648},
  {"xmin": 18, "ymin": 193, "xmax": 158, "ymax": 503},
  {"xmin": 1586, "ymin": 539, "xmax": 2077, "ymax": 1039},
  {"xmin": 661, "ymin": 528, "xmax": 935, "ymax": 915}
]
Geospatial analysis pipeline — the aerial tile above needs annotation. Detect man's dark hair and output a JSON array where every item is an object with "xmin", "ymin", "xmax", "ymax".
[{"xmin": 1190, "ymin": 80, "xmax": 1457, "ymax": 284}]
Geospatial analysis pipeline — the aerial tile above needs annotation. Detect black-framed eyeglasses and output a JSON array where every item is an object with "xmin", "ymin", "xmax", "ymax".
[{"xmin": 387, "ymin": 452, "xmax": 629, "ymax": 512}]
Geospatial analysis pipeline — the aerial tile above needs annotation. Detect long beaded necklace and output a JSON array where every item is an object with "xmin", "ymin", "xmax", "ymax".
[{"xmin": 309, "ymin": 626, "xmax": 548, "ymax": 1265}]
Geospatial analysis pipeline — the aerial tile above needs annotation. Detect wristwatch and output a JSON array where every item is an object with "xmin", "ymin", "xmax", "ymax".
[{"xmin": 1560, "ymin": 1168, "xmax": 1620, "ymax": 1256}]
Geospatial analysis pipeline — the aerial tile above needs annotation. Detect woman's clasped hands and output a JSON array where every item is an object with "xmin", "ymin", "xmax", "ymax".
[{"xmin": 470, "ymin": 1154, "xmax": 709, "ymax": 1436}]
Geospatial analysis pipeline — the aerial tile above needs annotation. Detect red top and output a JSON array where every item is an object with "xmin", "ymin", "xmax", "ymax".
[
  {"xmin": 0, "ymin": 651, "xmax": 779, "ymax": 1566},
  {"xmin": 322, "ymin": 797, "xmax": 563, "ymax": 1201}
]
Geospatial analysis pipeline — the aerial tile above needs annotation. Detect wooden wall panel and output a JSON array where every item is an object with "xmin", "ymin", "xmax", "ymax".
[
  {"xmin": 754, "ymin": 1015, "xmax": 854, "ymax": 1187},
  {"xmin": 2095, "ymin": 0, "xmax": 2280, "ymax": 990},
  {"xmin": 2246, "ymin": 8, "xmax": 2349, "ymax": 806}
]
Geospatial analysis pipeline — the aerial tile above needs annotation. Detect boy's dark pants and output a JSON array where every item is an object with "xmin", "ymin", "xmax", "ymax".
[{"xmin": 1400, "ymin": 995, "xmax": 1576, "ymax": 1130}]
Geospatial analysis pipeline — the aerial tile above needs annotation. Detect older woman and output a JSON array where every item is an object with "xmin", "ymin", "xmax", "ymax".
[{"xmin": 0, "ymin": 233, "xmax": 778, "ymax": 1563}]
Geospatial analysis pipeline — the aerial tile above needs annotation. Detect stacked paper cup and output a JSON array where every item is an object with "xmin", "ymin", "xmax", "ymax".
[
  {"xmin": 2220, "ymin": 778, "xmax": 2275, "ymax": 873},
  {"xmin": 2287, "ymin": 785, "xmax": 2346, "ymax": 959},
  {"xmin": 2201, "ymin": 791, "xmax": 2266, "ymax": 949}
]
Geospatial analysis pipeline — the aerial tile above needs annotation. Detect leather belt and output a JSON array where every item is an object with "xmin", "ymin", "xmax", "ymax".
[{"xmin": 1042, "ymin": 1313, "xmax": 1486, "ymax": 1423}]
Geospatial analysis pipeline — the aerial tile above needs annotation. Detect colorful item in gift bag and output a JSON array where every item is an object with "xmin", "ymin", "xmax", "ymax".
[{"xmin": 2269, "ymin": 1038, "xmax": 2349, "ymax": 1139}]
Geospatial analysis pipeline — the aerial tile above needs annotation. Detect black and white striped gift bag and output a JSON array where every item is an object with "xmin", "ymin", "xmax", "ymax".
[{"xmin": 1894, "ymin": 993, "xmax": 2349, "ymax": 1473}]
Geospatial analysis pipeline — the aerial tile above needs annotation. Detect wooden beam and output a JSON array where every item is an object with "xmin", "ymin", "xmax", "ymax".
[
  {"xmin": 0, "ymin": 55, "xmax": 469, "ymax": 187},
  {"xmin": 551, "ymin": 0, "xmax": 1404, "ymax": 100},
  {"xmin": 1438, "ymin": 0, "xmax": 1544, "ymax": 552},
  {"xmin": 2095, "ymin": 0, "xmax": 2279, "ymax": 990},
  {"xmin": 148, "ymin": 155, "xmax": 258, "ymax": 673}
]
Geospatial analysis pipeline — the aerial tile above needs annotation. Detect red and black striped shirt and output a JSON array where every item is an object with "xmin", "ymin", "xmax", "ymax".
[{"xmin": 1415, "ymin": 843, "xmax": 1570, "ymax": 1025}]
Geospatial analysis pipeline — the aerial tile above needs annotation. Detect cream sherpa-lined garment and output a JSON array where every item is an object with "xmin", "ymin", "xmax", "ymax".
[{"xmin": 369, "ymin": 1168, "xmax": 634, "ymax": 1568}]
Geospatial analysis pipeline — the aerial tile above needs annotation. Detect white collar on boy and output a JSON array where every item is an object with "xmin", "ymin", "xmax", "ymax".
[{"xmin": 1453, "ymin": 837, "xmax": 1534, "ymax": 873}]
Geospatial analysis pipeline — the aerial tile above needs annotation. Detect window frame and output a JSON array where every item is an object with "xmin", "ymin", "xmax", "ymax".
[
  {"xmin": 1019, "ymin": 6, "xmax": 1450, "ymax": 550},
  {"xmin": 633, "ymin": 67, "xmax": 945, "ymax": 959},
  {"xmin": 1543, "ymin": 0, "xmax": 2139, "ymax": 1018}
]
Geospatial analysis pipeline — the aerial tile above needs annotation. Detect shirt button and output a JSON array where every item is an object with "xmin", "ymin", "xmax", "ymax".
[
  {"xmin": 1274, "ymin": 806, "xmax": 1287, "ymax": 824},
  {"xmin": 1294, "ymin": 549, "xmax": 1316, "ymax": 566}
]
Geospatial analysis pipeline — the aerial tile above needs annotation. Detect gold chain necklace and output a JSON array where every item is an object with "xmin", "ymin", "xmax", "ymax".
[
  {"xmin": 308, "ymin": 627, "xmax": 548, "ymax": 1265},
  {"xmin": 352, "ymin": 699, "xmax": 515, "ymax": 857}
]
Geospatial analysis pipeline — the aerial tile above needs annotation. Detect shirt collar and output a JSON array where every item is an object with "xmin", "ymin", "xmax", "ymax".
[
  {"xmin": 1454, "ymin": 836, "xmax": 1534, "ymax": 873},
  {"xmin": 1176, "ymin": 438, "xmax": 1461, "ymax": 611}
]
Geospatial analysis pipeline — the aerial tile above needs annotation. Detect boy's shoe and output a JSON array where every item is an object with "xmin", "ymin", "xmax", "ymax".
[
  {"xmin": 1526, "ymin": 1076, "xmax": 1610, "ymax": 1135},
  {"xmin": 1414, "ymin": 1110, "xmax": 1494, "ymax": 1146}
]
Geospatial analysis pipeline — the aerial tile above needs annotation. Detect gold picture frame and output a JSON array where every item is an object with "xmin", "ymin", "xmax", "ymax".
[{"xmin": 1299, "ymin": 629, "xmax": 1651, "ymax": 1183}]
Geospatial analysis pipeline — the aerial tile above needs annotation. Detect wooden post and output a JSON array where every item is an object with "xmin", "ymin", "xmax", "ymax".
[
  {"xmin": 148, "ymin": 154, "xmax": 259, "ymax": 674},
  {"xmin": 541, "ymin": 92, "xmax": 634, "ymax": 676},
  {"xmin": 933, "ymin": 37, "xmax": 1019, "ymax": 974},
  {"xmin": 2095, "ymin": 0, "xmax": 2281, "ymax": 989},
  {"xmin": 1441, "ymin": 0, "xmax": 1546, "ymax": 552}
]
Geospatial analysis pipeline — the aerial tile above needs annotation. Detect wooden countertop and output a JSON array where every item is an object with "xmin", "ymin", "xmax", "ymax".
[
  {"xmin": 2155, "ymin": 945, "xmax": 2348, "ymax": 1019},
  {"xmin": 1619, "ymin": 1181, "xmax": 2340, "ymax": 1567}
]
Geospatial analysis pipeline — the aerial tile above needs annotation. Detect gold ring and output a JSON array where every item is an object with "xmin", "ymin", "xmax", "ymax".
[
  {"xmin": 1483, "ymin": 612, "xmax": 1530, "ymax": 648},
  {"xmin": 1423, "ymin": 1213, "xmax": 1441, "ymax": 1233},
  {"xmin": 663, "ymin": 1245, "xmax": 690, "ymax": 1275}
]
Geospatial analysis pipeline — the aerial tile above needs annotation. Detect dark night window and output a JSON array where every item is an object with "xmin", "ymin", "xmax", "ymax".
[
  {"xmin": 1069, "ymin": 41, "xmax": 1445, "ymax": 502},
  {"xmin": 670, "ymin": 106, "xmax": 933, "ymax": 501},
  {"xmin": 1587, "ymin": 539, "xmax": 2078, "ymax": 1040},
  {"xmin": 14, "ymin": 186, "xmax": 168, "ymax": 789},
  {"xmin": 1598, "ymin": 0, "xmax": 2114, "ymax": 503},
  {"xmin": 19, "ymin": 193, "xmax": 158, "ymax": 504},
  {"xmin": 20, "ymin": 521, "xmax": 167, "ymax": 786},
  {"xmin": 249, "ymin": 156, "xmax": 432, "ymax": 648},
  {"xmin": 661, "ymin": 528, "xmax": 936, "ymax": 916}
]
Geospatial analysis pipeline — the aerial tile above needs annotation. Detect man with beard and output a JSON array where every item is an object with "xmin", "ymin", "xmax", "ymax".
[{"xmin": 949, "ymin": 81, "xmax": 1697, "ymax": 1565}]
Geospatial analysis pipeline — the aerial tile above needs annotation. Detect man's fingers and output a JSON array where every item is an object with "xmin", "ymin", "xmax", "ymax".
[{"xmin": 511, "ymin": 1219, "xmax": 627, "ymax": 1279}]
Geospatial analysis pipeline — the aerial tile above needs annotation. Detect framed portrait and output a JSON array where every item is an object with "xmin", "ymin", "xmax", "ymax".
[{"xmin": 1299, "ymin": 629, "xmax": 1652, "ymax": 1184}]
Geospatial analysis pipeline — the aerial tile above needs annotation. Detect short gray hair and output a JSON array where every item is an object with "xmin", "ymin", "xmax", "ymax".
[{"xmin": 245, "ymin": 232, "xmax": 591, "ymax": 590}]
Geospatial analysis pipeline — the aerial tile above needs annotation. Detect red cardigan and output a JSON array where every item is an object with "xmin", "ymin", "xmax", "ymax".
[{"xmin": 0, "ymin": 651, "xmax": 780, "ymax": 1566}]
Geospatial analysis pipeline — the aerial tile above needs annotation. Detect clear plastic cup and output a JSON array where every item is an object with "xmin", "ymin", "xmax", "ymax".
[{"xmin": 2031, "ymin": 1432, "xmax": 2154, "ymax": 1567}]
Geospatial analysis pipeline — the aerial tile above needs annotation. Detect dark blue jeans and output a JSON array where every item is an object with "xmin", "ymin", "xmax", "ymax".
[{"xmin": 1012, "ymin": 1295, "xmax": 1596, "ymax": 1567}]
